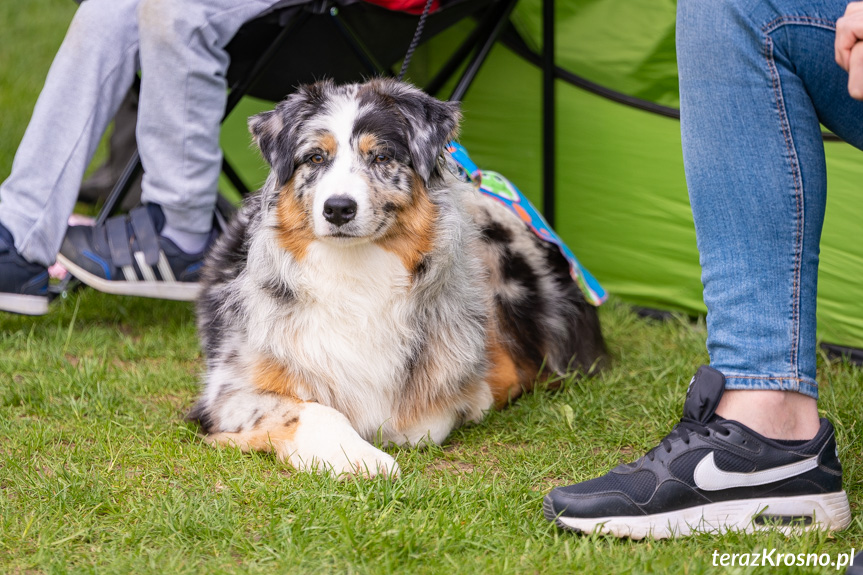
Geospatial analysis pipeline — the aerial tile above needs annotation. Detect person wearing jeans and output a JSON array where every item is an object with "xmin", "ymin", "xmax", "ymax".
[
  {"xmin": 545, "ymin": 0, "xmax": 861, "ymax": 542},
  {"xmin": 0, "ymin": 0, "xmax": 284, "ymax": 314}
]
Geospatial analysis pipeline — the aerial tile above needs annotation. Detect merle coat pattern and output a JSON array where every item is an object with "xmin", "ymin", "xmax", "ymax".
[{"xmin": 190, "ymin": 78, "xmax": 605, "ymax": 477}]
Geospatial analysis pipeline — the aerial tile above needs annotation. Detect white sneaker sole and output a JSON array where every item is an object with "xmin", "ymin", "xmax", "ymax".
[
  {"xmin": 0, "ymin": 292, "xmax": 49, "ymax": 315},
  {"xmin": 548, "ymin": 490, "xmax": 851, "ymax": 540},
  {"xmin": 57, "ymin": 254, "xmax": 200, "ymax": 302}
]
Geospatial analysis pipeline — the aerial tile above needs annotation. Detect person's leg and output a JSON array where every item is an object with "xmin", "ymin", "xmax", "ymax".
[
  {"xmin": 78, "ymin": 87, "xmax": 143, "ymax": 210},
  {"xmin": 544, "ymin": 0, "xmax": 859, "ymax": 538},
  {"xmin": 0, "ymin": 0, "xmax": 141, "ymax": 268},
  {"xmin": 54, "ymin": 0, "xmax": 284, "ymax": 300},
  {"xmin": 135, "ymin": 0, "xmax": 283, "ymax": 252},
  {"xmin": 681, "ymin": 0, "xmax": 863, "ymax": 441}
]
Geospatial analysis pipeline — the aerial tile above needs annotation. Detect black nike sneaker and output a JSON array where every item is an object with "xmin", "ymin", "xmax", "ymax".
[{"xmin": 544, "ymin": 366, "xmax": 852, "ymax": 539}]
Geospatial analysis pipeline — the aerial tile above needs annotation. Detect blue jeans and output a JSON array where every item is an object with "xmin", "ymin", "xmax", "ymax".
[{"xmin": 677, "ymin": 0, "xmax": 863, "ymax": 399}]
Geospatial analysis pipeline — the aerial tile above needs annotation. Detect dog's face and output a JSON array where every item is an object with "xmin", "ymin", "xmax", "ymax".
[{"xmin": 249, "ymin": 79, "xmax": 461, "ymax": 249}]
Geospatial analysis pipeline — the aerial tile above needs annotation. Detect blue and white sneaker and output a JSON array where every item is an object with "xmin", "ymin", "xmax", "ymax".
[
  {"xmin": 56, "ymin": 204, "xmax": 214, "ymax": 301},
  {"xmin": 544, "ymin": 366, "xmax": 852, "ymax": 539},
  {"xmin": 0, "ymin": 222, "xmax": 49, "ymax": 315}
]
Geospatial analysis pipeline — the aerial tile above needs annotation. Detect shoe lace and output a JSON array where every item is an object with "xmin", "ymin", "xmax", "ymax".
[{"xmin": 645, "ymin": 417, "xmax": 730, "ymax": 461}]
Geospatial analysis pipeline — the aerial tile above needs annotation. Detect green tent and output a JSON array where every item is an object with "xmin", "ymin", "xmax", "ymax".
[{"xmin": 220, "ymin": 0, "xmax": 863, "ymax": 352}]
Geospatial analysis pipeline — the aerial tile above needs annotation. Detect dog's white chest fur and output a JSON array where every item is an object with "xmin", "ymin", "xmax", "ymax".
[{"xmin": 267, "ymin": 241, "xmax": 414, "ymax": 437}]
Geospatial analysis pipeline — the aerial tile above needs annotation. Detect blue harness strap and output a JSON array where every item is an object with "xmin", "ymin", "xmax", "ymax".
[{"xmin": 445, "ymin": 142, "xmax": 607, "ymax": 306}]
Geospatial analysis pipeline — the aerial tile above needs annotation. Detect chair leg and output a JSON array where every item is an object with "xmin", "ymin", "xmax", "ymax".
[
  {"xmin": 221, "ymin": 156, "xmax": 251, "ymax": 197},
  {"xmin": 424, "ymin": 22, "xmax": 488, "ymax": 97},
  {"xmin": 95, "ymin": 150, "xmax": 143, "ymax": 226},
  {"xmin": 449, "ymin": 0, "xmax": 520, "ymax": 102}
]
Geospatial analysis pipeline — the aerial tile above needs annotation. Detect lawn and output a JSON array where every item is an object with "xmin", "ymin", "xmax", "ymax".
[{"xmin": 1, "ymin": 2, "xmax": 861, "ymax": 574}]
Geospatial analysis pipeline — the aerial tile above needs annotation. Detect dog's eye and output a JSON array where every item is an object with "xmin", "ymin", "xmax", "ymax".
[
  {"xmin": 374, "ymin": 154, "xmax": 389, "ymax": 164},
  {"xmin": 309, "ymin": 154, "xmax": 324, "ymax": 165}
]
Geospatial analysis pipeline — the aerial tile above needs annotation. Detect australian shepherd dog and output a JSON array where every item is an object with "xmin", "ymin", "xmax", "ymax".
[{"xmin": 189, "ymin": 78, "xmax": 605, "ymax": 478}]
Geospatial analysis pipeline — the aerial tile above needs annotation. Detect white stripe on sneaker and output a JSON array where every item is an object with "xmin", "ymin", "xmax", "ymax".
[
  {"xmin": 57, "ymin": 253, "xmax": 200, "ymax": 301},
  {"xmin": 156, "ymin": 251, "xmax": 176, "ymax": 283},
  {"xmin": 134, "ymin": 252, "xmax": 157, "ymax": 283},
  {"xmin": 122, "ymin": 265, "xmax": 138, "ymax": 282}
]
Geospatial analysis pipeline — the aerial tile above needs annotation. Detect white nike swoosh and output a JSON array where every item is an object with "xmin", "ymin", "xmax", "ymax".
[{"xmin": 693, "ymin": 452, "xmax": 819, "ymax": 491}]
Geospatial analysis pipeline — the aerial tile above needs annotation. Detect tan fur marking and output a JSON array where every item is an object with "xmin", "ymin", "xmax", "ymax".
[
  {"xmin": 205, "ymin": 415, "xmax": 299, "ymax": 459},
  {"xmin": 378, "ymin": 176, "xmax": 437, "ymax": 274},
  {"xmin": 486, "ymin": 331, "xmax": 525, "ymax": 409},
  {"xmin": 358, "ymin": 133, "xmax": 379, "ymax": 157},
  {"xmin": 318, "ymin": 132, "xmax": 338, "ymax": 157},
  {"xmin": 275, "ymin": 181, "xmax": 315, "ymax": 261},
  {"xmin": 253, "ymin": 356, "xmax": 302, "ymax": 397}
]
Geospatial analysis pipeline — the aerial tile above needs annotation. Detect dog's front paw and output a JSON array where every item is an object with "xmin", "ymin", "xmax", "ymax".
[
  {"xmin": 345, "ymin": 444, "xmax": 400, "ymax": 479},
  {"xmin": 290, "ymin": 442, "xmax": 399, "ymax": 479},
  {"xmin": 289, "ymin": 439, "xmax": 400, "ymax": 479},
  {"xmin": 288, "ymin": 403, "xmax": 400, "ymax": 479}
]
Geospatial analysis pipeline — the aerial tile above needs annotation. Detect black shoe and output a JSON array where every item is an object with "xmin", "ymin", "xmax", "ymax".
[
  {"xmin": 544, "ymin": 366, "xmax": 852, "ymax": 539},
  {"xmin": 0, "ymin": 223, "xmax": 49, "ymax": 315},
  {"xmin": 848, "ymin": 551, "xmax": 863, "ymax": 575},
  {"xmin": 57, "ymin": 205, "xmax": 214, "ymax": 301}
]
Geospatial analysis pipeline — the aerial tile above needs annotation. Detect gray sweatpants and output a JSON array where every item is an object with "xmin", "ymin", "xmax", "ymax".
[{"xmin": 0, "ymin": 0, "xmax": 282, "ymax": 267}]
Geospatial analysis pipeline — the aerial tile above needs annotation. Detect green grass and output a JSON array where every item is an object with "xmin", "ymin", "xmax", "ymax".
[
  {"xmin": 0, "ymin": 0, "xmax": 76, "ymax": 177},
  {"xmin": 0, "ymin": 295, "xmax": 860, "ymax": 574},
  {"xmin": 1, "ymin": 2, "xmax": 861, "ymax": 573}
]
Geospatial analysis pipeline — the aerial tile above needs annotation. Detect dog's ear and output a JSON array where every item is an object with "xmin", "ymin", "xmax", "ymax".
[
  {"xmin": 372, "ymin": 79, "xmax": 461, "ymax": 185},
  {"xmin": 249, "ymin": 108, "xmax": 293, "ymax": 185},
  {"xmin": 248, "ymin": 83, "xmax": 328, "ymax": 186}
]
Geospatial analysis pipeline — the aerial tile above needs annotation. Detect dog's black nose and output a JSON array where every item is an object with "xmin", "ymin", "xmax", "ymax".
[{"xmin": 322, "ymin": 196, "xmax": 357, "ymax": 227}]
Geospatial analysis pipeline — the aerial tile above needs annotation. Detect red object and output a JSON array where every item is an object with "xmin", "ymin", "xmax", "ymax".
[{"xmin": 364, "ymin": 0, "xmax": 439, "ymax": 15}]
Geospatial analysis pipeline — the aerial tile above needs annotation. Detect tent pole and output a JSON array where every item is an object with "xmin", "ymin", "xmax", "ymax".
[{"xmin": 542, "ymin": 0, "xmax": 555, "ymax": 226}]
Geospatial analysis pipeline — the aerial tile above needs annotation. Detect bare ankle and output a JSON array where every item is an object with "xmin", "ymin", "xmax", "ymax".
[{"xmin": 715, "ymin": 389, "xmax": 820, "ymax": 440}]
